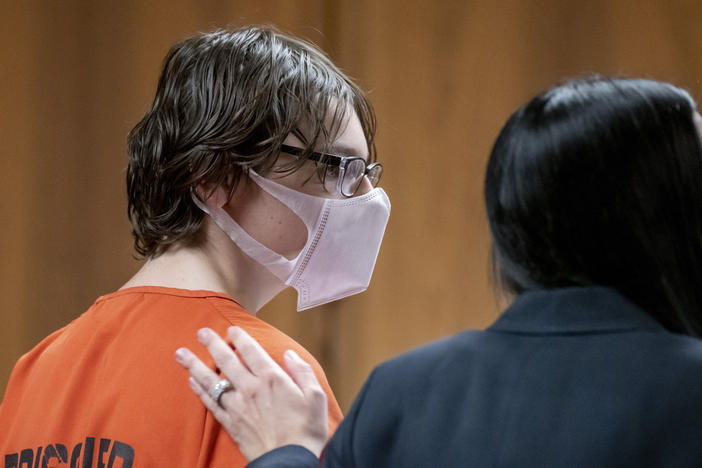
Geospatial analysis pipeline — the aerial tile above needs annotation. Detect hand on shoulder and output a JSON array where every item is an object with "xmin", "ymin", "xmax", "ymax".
[{"xmin": 175, "ymin": 326, "xmax": 329, "ymax": 461}]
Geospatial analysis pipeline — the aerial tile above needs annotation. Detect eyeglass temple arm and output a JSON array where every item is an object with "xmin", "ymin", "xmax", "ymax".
[{"xmin": 280, "ymin": 144, "xmax": 345, "ymax": 167}]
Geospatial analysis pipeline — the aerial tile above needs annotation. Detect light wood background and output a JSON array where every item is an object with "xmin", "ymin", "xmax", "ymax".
[{"xmin": 2, "ymin": 0, "xmax": 702, "ymax": 411}]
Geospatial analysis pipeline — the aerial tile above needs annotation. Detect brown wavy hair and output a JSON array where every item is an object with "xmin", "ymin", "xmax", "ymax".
[{"xmin": 127, "ymin": 26, "xmax": 376, "ymax": 258}]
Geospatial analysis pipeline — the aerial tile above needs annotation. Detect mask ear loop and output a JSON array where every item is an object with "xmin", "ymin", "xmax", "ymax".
[{"xmin": 189, "ymin": 189, "xmax": 300, "ymax": 282}]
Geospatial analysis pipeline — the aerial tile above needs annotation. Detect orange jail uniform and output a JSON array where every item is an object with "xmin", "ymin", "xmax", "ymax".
[{"xmin": 0, "ymin": 287, "xmax": 343, "ymax": 467}]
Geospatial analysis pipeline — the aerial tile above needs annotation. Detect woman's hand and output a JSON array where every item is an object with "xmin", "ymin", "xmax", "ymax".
[{"xmin": 175, "ymin": 326, "xmax": 329, "ymax": 461}]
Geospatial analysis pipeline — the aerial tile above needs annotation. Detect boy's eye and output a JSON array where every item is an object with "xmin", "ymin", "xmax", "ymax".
[
  {"xmin": 317, "ymin": 163, "xmax": 340, "ymax": 194},
  {"xmin": 326, "ymin": 165, "xmax": 340, "ymax": 179}
]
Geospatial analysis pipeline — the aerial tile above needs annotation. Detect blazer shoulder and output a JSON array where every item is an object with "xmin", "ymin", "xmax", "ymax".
[
  {"xmin": 646, "ymin": 331, "xmax": 702, "ymax": 372},
  {"xmin": 373, "ymin": 329, "xmax": 489, "ymax": 382}
]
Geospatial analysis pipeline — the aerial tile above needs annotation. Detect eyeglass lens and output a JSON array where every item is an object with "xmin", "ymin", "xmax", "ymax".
[{"xmin": 340, "ymin": 160, "xmax": 382, "ymax": 196}]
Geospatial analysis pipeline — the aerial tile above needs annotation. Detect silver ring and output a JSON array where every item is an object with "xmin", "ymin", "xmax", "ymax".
[{"xmin": 210, "ymin": 379, "xmax": 233, "ymax": 406}]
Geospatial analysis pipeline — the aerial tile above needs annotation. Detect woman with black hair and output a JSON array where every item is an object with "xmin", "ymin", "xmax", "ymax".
[{"xmin": 177, "ymin": 77, "xmax": 702, "ymax": 467}]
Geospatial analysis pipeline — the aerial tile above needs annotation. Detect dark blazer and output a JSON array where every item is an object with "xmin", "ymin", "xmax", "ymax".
[{"xmin": 249, "ymin": 287, "xmax": 702, "ymax": 467}]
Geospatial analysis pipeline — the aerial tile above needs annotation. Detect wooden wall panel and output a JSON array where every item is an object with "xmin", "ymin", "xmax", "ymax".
[
  {"xmin": 3, "ymin": 0, "xmax": 702, "ymax": 413},
  {"xmin": 0, "ymin": 2, "xmax": 40, "ymax": 395}
]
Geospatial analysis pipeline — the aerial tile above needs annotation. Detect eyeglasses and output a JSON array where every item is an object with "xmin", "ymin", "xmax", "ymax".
[{"xmin": 280, "ymin": 144, "xmax": 383, "ymax": 197}]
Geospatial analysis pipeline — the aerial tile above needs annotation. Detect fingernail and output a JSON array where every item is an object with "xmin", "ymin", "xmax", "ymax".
[
  {"xmin": 175, "ymin": 348, "xmax": 189, "ymax": 363},
  {"xmin": 197, "ymin": 328, "xmax": 210, "ymax": 343},
  {"xmin": 228, "ymin": 326, "xmax": 242, "ymax": 340}
]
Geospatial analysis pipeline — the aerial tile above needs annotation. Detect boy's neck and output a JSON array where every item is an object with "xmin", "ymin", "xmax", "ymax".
[{"xmin": 120, "ymin": 218, "xmax": 287, "ymax": 314}]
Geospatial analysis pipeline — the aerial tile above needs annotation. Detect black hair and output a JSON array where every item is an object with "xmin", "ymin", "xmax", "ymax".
[{"xmin": 485, "ymin": 77, "xmax": 702, "ymax": 336}]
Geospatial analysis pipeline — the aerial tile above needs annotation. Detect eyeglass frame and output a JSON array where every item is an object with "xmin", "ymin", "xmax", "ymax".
[{"xmin": 279, "ymin": 144, "xmax": 383, "ymax": 197}]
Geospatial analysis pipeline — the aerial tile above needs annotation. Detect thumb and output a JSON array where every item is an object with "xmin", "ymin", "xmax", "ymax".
[{"xmin": 284, "ymin": 350, "xmax": 324, "ymax": 397}]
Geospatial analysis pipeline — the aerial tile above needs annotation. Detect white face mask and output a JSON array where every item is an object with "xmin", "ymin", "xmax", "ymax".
[{"xmin": 192, "ymin": 170, "xmax": 391, "ymax": 311}]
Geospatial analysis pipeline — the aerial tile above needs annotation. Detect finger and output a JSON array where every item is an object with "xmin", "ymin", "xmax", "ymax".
[
  {"xmin": 187, "ymin": 376, "xmax": 233, "ymax": 425},
  {"xmin": 283, "ymin": 350, "xmax": 324, "ymax": 398},
  {"xmin": 175, "ymin": 348, "xmax": 233, "ymax": 420},
  {"xmin": 284, "ymin": 350, "xmax": 328, "ymax": 441},
  {"xmin": 197, "ymin": 328, "xmax": 255, "ymax": 388},
  {"xmin": 228, "ymin": 326, "xmax": 283, "ymax": 377},
  {"xmin": 175, "ymin": 347, "xmax": 222, "ymax": 392},
  {"xmin": 177, "ymin": 348, "xmax": 240, "ymax": 418}
]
